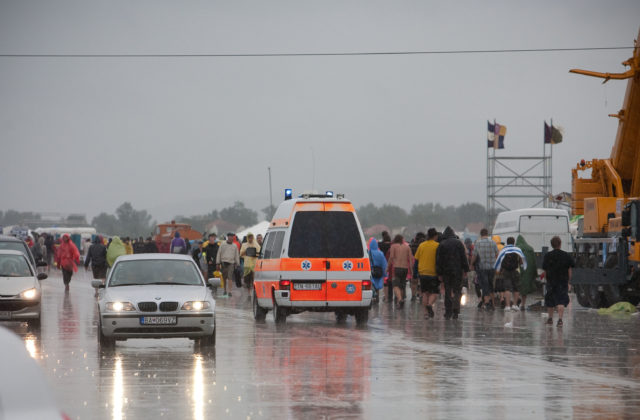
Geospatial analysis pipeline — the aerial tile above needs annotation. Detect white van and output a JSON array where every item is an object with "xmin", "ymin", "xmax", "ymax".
[{"xmin": 493, "ymin": 208, "xmax": 573, "ymax": 254}]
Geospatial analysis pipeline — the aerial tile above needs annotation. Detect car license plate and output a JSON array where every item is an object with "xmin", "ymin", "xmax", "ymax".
[
  {"xmin": 0, "ymin": 311, "xmax": 11, "ymax": 320},
  {"xmin": 140, "ymin": 316, "xmax": 177, "ymax": 325},
  {"xmin": 293, "ymin": 283, "xmax": 322, "ymax": 291}
]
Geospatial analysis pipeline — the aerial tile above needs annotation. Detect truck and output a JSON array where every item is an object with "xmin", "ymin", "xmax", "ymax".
[
  {"xmin": 569, "ymin": 29, "xmax": 640, "ymax": 308},
  {"xmin": 153, "ymin": 221, "xmax": 202, "ymax": 253}
]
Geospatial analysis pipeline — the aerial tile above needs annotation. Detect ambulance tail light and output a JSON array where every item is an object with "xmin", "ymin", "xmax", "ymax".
[
  {"xmin": 361, "ymin": 280, "xmax": 371, "ymax": 290},
  {"xmin": 279, "ymin": 280, "xmax": 291, "ymax": 290}
]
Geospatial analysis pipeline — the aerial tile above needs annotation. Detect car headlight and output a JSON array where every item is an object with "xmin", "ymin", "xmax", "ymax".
[
  {"xmin": 106, "ymin": 301, "xmax": 136, "ymax": 312},
  {"xmin": 20, "ymin": 288, "xmax": 38, "ymax": 300},
  {"xmin": 181, "ymin": 301, "xmax": 210, "ymax": 311}
]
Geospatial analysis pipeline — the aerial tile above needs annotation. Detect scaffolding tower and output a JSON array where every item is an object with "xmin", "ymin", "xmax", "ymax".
[{"xmin": 486, "ymin": 142, "xmax": 553, "ymax": 228}]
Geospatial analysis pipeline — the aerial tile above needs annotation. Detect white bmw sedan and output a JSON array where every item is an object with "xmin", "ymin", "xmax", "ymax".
[
  {"xmin": 0, "ymin": 250, "xmax": 46, "ymax": 331},
  {"xmin": 94, "ymin": 254, "xmax": 220, "ymax": 348}
]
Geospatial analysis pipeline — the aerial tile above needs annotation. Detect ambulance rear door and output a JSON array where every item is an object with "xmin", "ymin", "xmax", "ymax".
[
  {"xmin": 286, "ymin": 205, "xmax": 329, "ymax": 301},
  {"xmin": 324, "ymin": 204, "xmax": 367, "ymax": 302}
]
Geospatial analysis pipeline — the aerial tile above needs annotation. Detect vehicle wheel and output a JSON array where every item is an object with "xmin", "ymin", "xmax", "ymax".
[
  {"xmin": 602, "ymin": 284, "xmax": 621, "ymax": 308},
  {"xmin": 253, "ymin": 290, "xmax": 267, "ymax": 322},
  {"xmin": 574, "ymin": 284, "xmax": 591, "ymax": 308},
  {"xmin": 335, "ymin": 312, "xmax": 347, "ymax": 324},
  {"xmin": 587, "ymin": 285, "xmax": 606, "ymax": 308},
  {"xmin": 98, "ymin": 317, "xmax": 115, "ymax": 348},
  {"xmin": 273, "ymin": 300, "xmax": 287, "ymax": 324},
  {"xmin": 28, "ymin": 316, "xmax": 41, "ymax": 332},
  {"xmin": 355, "ymin": 308, "xmax": 369, "ymax": 326},
  {"xmin": 199, "ymin": 319, "xmax": 216, "ymax": 347}
]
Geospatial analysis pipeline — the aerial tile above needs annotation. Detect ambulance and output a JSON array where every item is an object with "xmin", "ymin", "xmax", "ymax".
[{"xmin": 252, "ymin": 190, "xmax": 373, "ymax": 325}]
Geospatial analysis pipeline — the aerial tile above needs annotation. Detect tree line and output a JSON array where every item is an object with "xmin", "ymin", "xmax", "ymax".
[
  {"xmin": 356, "ymin": 202, "xmax": 486, "ymax": 231},
  {"xmin": 2, "ymin": 200, "xmax": 487, "ymax": 237}
]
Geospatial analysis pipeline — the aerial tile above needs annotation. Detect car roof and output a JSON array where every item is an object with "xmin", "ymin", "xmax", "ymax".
[
  {"xmin": 0, "ymin": 235, "xmax": 25, "ymax": 243},
  {"xmin": 0, "ymin": 326, "xmax": 61, "ymax": 415},
  {"xmin": 114, "ymin": 253, "xmax": 196, "ymax": 262},
  {"xmin": 0, "ymin": 249, "xmax": 28, "ymax": 257}
]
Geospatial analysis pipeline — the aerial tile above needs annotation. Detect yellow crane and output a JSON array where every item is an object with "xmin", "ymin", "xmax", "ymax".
[{"xmin": 569, "ymin": 28, "xmax": 640, "ymax": 308}]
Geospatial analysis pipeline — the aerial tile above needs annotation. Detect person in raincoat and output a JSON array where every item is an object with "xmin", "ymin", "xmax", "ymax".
[
  {"xmin": 55, "ymin": 233, "xmax": 80, "ymax": 291},
  {"xmin": 368, "ymin": 238, "xmax": 388, "ymax": 302},
  {"xmin": 516, "ymin": 235, "xmax": 537, "ymax": 310},
  {"xmin": 107, "ymin": 236, "xmax": 127, "ymax": 267}
]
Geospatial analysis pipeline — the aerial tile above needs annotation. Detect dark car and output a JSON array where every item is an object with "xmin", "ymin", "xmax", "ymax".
[{"xmin": 0, "ymin": 235, "xmax": 35, "ymax": 267}]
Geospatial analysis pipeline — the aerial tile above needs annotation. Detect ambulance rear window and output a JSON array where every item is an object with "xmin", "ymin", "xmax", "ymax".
[{"xmin": 288, "ymin": 211, "xmax": 363, "ymax": 258}]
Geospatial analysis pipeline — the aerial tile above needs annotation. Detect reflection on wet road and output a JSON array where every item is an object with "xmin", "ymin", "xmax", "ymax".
[{"xmin": 2, "ymin": 270, "xmax": 640, "ymax": 419}]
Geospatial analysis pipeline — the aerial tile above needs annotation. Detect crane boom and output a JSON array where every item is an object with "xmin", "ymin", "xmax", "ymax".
[{"xmin": 571, "ymin": 28, "xmax": 640, "ymax": 216}]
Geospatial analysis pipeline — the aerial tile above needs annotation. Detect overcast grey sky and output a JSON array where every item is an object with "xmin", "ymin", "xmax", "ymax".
[{"xmin": 1, "ymin": 0, "xmax": 639, "ymax": 222}]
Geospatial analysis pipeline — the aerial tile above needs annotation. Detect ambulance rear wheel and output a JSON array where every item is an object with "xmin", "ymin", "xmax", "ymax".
[
  {"xmin": 335, "ymin": 312, "xmax": 347, "ymax": 324},
  {"xmin": 355, "ymin": 308, "xmax": 369, "ymax": 326},
  {"xmin": 273, "ymin": 300, "xmax": 287, "ymax": 324},
  {"xmin": 253, "ymin": 290, "xmax": 267, "ymax": 322}
]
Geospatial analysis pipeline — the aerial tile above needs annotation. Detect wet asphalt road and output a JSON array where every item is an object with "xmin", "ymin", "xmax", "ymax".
[{"xmin": 3, "ymin": 270, "xmax": 640, "ymax": 420}]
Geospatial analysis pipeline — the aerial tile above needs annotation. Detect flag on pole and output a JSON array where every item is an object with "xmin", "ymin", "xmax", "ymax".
[
  {"xmin": 488, "ymin": 120, "xmax": 506, "ymax": 149},
  {"xmin": 544, "ymin": 121, "xmax": 563, "ymax": 144}
]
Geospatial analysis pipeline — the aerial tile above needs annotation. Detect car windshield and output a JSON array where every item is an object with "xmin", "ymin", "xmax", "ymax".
[
  {"xmin": 0, "ymin": 241, "xmax": 27, "ymax": 254},
  {"xmin": 108, "ymin": 259, "xmax": 204, "ymax": 287},
  {"xmin": 0, "ymin": 254, "xmax": 33, "ymax": 277}
]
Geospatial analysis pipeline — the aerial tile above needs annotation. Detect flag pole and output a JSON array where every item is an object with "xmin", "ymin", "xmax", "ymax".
[{"xmin": 550, "ymin": 118, "xmax": 553, "ymax": 207}]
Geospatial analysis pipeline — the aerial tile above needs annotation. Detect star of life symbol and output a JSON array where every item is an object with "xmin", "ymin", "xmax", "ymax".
[
  {"xmin": 342, "ymin": 260, "xmax": 353, "ymax": 271},
  {"xmin": 301, "ymin": 260, "xmax": 311, "ymax": 270}
]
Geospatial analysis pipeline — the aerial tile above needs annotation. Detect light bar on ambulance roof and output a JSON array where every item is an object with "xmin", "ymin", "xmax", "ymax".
[
  {"xmin": 284, "ymin": 188, "xmax": 293, "ymax": 200},
  {"xmin": 325, "ymin": 191, "xmax": 334, "ymax": 197}
]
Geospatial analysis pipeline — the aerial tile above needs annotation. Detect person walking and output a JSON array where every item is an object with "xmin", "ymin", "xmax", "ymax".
[
  {"xmin": 240, "ymin": 233, "xmax": 261, "ymax": 296},
  {"xmin": 471, "ymin": 229, "xmax": 499, "ymax": 311},
  {"xmin": 204, "ymin": 234, "xmax": 219, "ymax": 280},
  {"xmin": 216, "ymin": 233, "xmax": 240, "ymax": 297},
  {"xmin": 378, "ymin": 231, "xmax": 392, "ymax": 301},
  {"xmin": 55, "ymin": 234, "xmax": 80, "ymax": 292},
  {"xmin": 515, "ymin": 235, "xmax": 537, "ymax": 310},
  {"xmin": 414, "ymin": 228, "xmax": 440, "ymax": 319},
  {"xmin": 436, "ymin": 227, "xmax": 469, "ymax": 320},
  {"xmin": 144, "ymin": 237, "xmax": 159, "ymax": 253},
  {"xmin": 44, "ymin": 233, "xmax": 55, "ymax": 271},
  {"xmin": 388, "ymin": 234, "xmax": 413, "ymax": 309},
  {"xmin": 84, "ymin": 236, "xmax": 108, "ymax": 296},
  {"xmin": 133, "ymin": 237, "xmax": 146, "ymax": 254},
  {"xmin": 106, "ymin": 236, "xmax": 126, "ymax": 268},
  {"xmin": 409, "ymin": 232, "xmax": 426, "ymax": 302},
  {"xmin": 30, "ymin": 236, "xmax": 47, "ymax": 267},
  {"xmin": 170, "ymin": 232, "xmax": 187, "ymax": 254},
  {"xmin": 543, "ymin": 236, "xmax": 575, "ymax": 326},
  {"xmin": 494, "ymin": 236, "xmax": 526, "ymax": 312},
  {"xmin": 368, "ymin": 238, "xmax": 388, "ymax": 303},
  {"xmin": 123, "ymin": 237, "xmax": 133, "ymax": 255}
]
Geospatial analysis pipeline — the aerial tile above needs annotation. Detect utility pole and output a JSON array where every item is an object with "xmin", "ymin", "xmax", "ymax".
[{"xmin": 268, "ymin": 167, "xmax": 273, "ymax": 218}]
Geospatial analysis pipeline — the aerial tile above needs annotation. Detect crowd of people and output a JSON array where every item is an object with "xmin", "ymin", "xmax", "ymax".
[
  {"xmin": 368, "ymin": 227, "xmax": 574, "ymax": 325},
  {"xmin": 24, "ymin": 226, "xmax": 573, "ymax": 326}
]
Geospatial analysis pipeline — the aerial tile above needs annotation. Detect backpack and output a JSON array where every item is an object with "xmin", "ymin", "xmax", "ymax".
[{"xmin": 501, "ymin": 252, "xmax": 519, "ymax": 271}]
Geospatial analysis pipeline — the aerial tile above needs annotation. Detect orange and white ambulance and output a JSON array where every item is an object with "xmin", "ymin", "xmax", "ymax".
[{"xmin": 252, "ymin": 190, "xmax": 373, "ymax": 325}]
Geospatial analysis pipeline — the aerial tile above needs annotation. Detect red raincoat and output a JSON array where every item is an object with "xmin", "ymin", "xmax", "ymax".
[{"xmin": 56, "ymin": 234, "xmax": 80, "ymax": 272}]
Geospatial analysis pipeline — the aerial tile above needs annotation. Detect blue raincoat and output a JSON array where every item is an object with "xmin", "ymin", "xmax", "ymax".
[{"xmin": 369, "ymin": 238, "xmax": 388, "ymax": 291}]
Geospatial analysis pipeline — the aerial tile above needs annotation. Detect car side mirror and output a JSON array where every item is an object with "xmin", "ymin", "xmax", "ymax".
[
  {"xmin": 37, "ymin": 273, "xmax": 48, "ymax": 281},
  {"xmin": 208, "ymin": 278, "xmax": 221, "ymax": 288},
  {"xmin": 91, "ymin": 280, "xmax": 105, "ymax": 289}
]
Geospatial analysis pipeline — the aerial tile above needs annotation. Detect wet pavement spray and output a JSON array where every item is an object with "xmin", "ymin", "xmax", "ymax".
[{"xmin": 3, "ymin": 270, "xmax": 640, "ymax": 419}]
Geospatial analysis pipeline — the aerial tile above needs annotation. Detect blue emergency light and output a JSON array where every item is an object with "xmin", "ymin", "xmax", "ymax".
[
  {"xmin": 284, "ymin": 188, "xmax": 293, "ymax": 200},
  {"xmin": 325, "ymin": 191, "xmax": 334, "ymax": 197}
]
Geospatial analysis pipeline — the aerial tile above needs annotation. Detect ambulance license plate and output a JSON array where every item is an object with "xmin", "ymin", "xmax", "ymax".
[
  {"xmin": 140, "ymin": 316, "xmax": 177, "ymax": 325},
  {"xmin": 293, "ymin": 283, "xmax": 322, "ymax": 291},
  {"xmin": 0, "ymin": 311, "xmax": 11, "ymax": 320}
]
